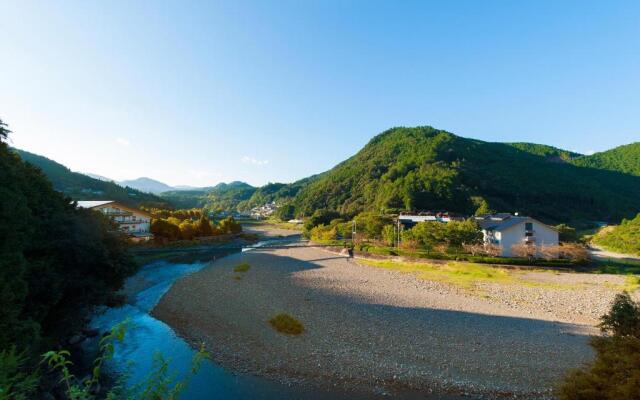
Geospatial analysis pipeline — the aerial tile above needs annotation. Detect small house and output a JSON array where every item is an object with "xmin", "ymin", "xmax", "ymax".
[{"xmin": 475, "ymin": 214, "xmax": 558, "ymax": 257}]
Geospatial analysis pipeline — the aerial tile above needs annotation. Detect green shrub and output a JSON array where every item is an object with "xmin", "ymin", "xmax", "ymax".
[
  {"xmin": 556, "ymin": 292, "xmax": 640, "ymax": 399},
  {"xmin": 599, "ymin": 292, "xmax": 640, "ymax": 338},
  {"xmin": 269, "ymin": 314, "xmax": 305, "ymax": 335},
  {"xmin": 233, "ymin": 263, "xmax": 251, "ymax": 273}
]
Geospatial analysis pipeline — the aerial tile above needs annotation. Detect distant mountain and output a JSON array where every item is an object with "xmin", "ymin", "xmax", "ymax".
[
  {"xmin": 159, "ymin": 181, "xmax": 255, "ymax": 210},
  {"xmin": 285, "ymin": 126, "xmax": 640, "ymax": 223},
  {"xmin": 203, "ymin": 181, "xmax": 256, "ymax": 211},
  {"xmin": 236, "ymin": 175, "xmax": 322, "ymax": 211},
  {"xmin": 85, "ymin": 172, "xmax": 114, "ymax": 182},
  {"xmin": 119, "ymin": 177, "xmax": 174, "ymax": 194},
  {"xmin": 13, "ymin": 149, "xmax": 169, "ymax": 208},
  {"xmin": 571, "ymin": 142, "xmax": 640, "ymax": 176}
]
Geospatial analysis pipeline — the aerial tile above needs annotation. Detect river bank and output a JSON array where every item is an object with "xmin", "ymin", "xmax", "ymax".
[{"xmin": 151, "ymin": 226, "xmax": 635, "ymax": 398}]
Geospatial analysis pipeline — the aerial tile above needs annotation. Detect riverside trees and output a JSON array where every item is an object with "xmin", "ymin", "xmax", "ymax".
[{"xmin": 0, "ymin": 118, "xmax": 136, "ymax": 359}]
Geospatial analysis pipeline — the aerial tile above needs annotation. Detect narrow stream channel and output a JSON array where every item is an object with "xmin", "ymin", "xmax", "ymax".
[{"xmin": 86, "ymin": 237, "xmax": 467, "ymax": 399}]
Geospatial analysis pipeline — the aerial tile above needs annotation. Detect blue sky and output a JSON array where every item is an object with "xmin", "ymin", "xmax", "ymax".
[{"xmin": 1, "ymin": 1, "xmax": 639, "ymax": 187}]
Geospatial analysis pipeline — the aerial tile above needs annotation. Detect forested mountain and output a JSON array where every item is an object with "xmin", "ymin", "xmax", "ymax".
[
  {"xmin": 1, "ymin": 120, "xmax": 136, "ymax": 353},
  {"xmin": 13, "ymin": 149, "xmax": 169, "ymax": 208},
  {"xmin": 571, "ymin": 142, "xmax": 640, "ymax": 176},
  {"xmin": 288, "ymin": 126, "xmax": 640, "ymax": 223},
  {"xmin": 203, "ymin": 181, "xmax": 256, "ymax": 211},
  {"xmin": 119, "ymin": 177, "xmax": 174, "ymax": 193}
]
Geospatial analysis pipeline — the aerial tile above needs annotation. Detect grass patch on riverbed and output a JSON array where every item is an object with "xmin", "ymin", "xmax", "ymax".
[
  {"xmin": 358, "ymin": 259, "xmax": 588, "ymax": 290},
  {"xmin": 233, "ymin": 263, "xmax": 251, "ymax": 273},
  {"xmin": 269, "ymin": 313, "xmax": 305, "ymax": 335}
]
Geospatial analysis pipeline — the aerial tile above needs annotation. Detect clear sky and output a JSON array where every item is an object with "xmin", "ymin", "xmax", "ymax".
[{"xmin": 1, "ymin": 1, "xmax": 639, "ymax": 187}]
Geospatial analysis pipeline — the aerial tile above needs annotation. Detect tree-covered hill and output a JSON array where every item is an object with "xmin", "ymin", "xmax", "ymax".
[
  {"xmin": 201, "ymin": 181, "xmax": 256, "ymax": 212},
  {"xmin": 571, "ymin": 142, "xmax": 640, "ymax": 176},
  {"xmin": 13, "ymin": 148, "xmax": 169, "ymax": 208},
  {"xmin": 290, "ymin": 126, "xmax": 640, "ymax": 223},
  {"xmin": 236, "ymin": 175, "xmax": 323, "ymax": 211}
]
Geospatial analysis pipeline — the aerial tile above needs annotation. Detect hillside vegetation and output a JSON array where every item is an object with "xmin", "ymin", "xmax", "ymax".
[
  {"xmin": 1, "ymin": 121, "xmax": 136, "ymax": 353},
  {"xmin": 13, "ymin": 149, "xmax": 168, "ymax": 208},
  {"xmin": 572, "ymin": 142, "xmax": 640, "ymax": 176},
  {"xmin": 289, "ymin": 126, "xmax": 640, "ymax": 223},
  {"xmin": 508, "ymin": 142, "xmax": 581, "ymax": 161},
  {"xmin": 593, "ymin": 214, "xmax": 640, "ymax": 256}
]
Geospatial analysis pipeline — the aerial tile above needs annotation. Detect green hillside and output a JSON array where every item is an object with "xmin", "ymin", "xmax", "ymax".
[
  {"xmin": 290, "ymin": 126, "xmax": 640, "ymax": 223},
  {"xmin": 593, "ymin": 214, "xmax": 640, "ymax": 256},
  {"xmin": 13, "ymin": 149, "xmax": 168, "ymax": 208},
  {"xmin": 201, "ymin": 181, "xmax": 256, "ymax": 212},
  {"xmin": 571, "ymin": 142, "xmax": 640, "ymax": 176},
  {"xmin": 507, "ymin": 142, "xmax": 581, "ymax": 161},
  {"xmin": 159, "ymin": 189, "xmax": 209, "ymax": 209},
  {"xmin": 237, "ymin": 175, "xmax": 322, "ymax": 211}
]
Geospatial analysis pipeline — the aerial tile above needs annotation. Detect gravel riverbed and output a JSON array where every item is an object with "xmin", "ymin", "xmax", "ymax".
[{"xmin": 152, "ymin": 237, "xmax": 635, "ymax": 398}]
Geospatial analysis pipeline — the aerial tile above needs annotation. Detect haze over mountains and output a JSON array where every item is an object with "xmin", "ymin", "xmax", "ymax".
[{"xmin": 13, "ymin": 126, "xmax": 640, "ymax": 224}]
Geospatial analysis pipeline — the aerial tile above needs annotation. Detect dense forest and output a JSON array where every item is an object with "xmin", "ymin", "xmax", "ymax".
[
  {"xmin": 13, "ymin": 149, "xmax": 169, "ymax": 208},
  {"xmin": 287, "ymin": 127, "xmax": 640, "ymax": 224},
  {"xmin": 1, "ymin": 119, "xmax": 136, "ymax": 358},
  {"xmin": 593, "ymin": 214, "xmax": 640, "ymax": 256}
]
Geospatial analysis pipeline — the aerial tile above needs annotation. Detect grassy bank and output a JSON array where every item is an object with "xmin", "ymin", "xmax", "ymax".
[{"xmin": 359, "ymin": 259, "xmax": 640, "ymax": 292}]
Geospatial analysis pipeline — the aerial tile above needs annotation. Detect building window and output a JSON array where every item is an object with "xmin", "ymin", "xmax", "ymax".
[{"xmin": 525, "ymin": 222, "xmax": 533, "ymax": 231}]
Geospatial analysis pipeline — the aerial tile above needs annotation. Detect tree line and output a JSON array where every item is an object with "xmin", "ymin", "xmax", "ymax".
[{"xmin": 144, "ymin": 207, "xmax": 242, "ymax": 242}]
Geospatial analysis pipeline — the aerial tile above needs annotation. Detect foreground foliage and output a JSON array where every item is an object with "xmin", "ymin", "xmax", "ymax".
[
  {"xmin": 557, "ymin": 292, "xmax": 640, "ymax": 400},
  {"xmin": 40, "ymin": 321, "xmax": 209, "ymax": 400}
]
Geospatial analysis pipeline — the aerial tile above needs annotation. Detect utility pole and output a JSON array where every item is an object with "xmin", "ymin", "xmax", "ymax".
[{"xmin": 352, "ymin": 219, "xmax": 357, "ymax": 243}]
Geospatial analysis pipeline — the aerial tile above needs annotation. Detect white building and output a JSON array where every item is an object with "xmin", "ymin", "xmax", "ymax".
[
  {"xmin": 475, "ymin": 214, "xmax": 558, "ymax": 257},
  {"xmin": 77, "ymin": 200, "xmax": 153, "ymax": 241},
  {"xmin": 398, "ymin": 212, "xmax": 465, "ymax": 227}
]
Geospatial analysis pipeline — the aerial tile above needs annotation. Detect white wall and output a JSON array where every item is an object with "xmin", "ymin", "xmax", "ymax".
[{"xmin": 487, "ymin": 219, "xmax": 559, "ymax": 257}]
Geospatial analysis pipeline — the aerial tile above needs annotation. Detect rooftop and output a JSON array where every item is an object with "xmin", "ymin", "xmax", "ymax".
[{"xmin": 76, "ymin": 200, "xmax": 115, "ymax": 209}]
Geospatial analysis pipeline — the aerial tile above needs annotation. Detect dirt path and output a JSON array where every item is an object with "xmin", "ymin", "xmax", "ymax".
[{"xmin": 589, "ymin": 244, "xmax": 640, "ymax": 262}]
